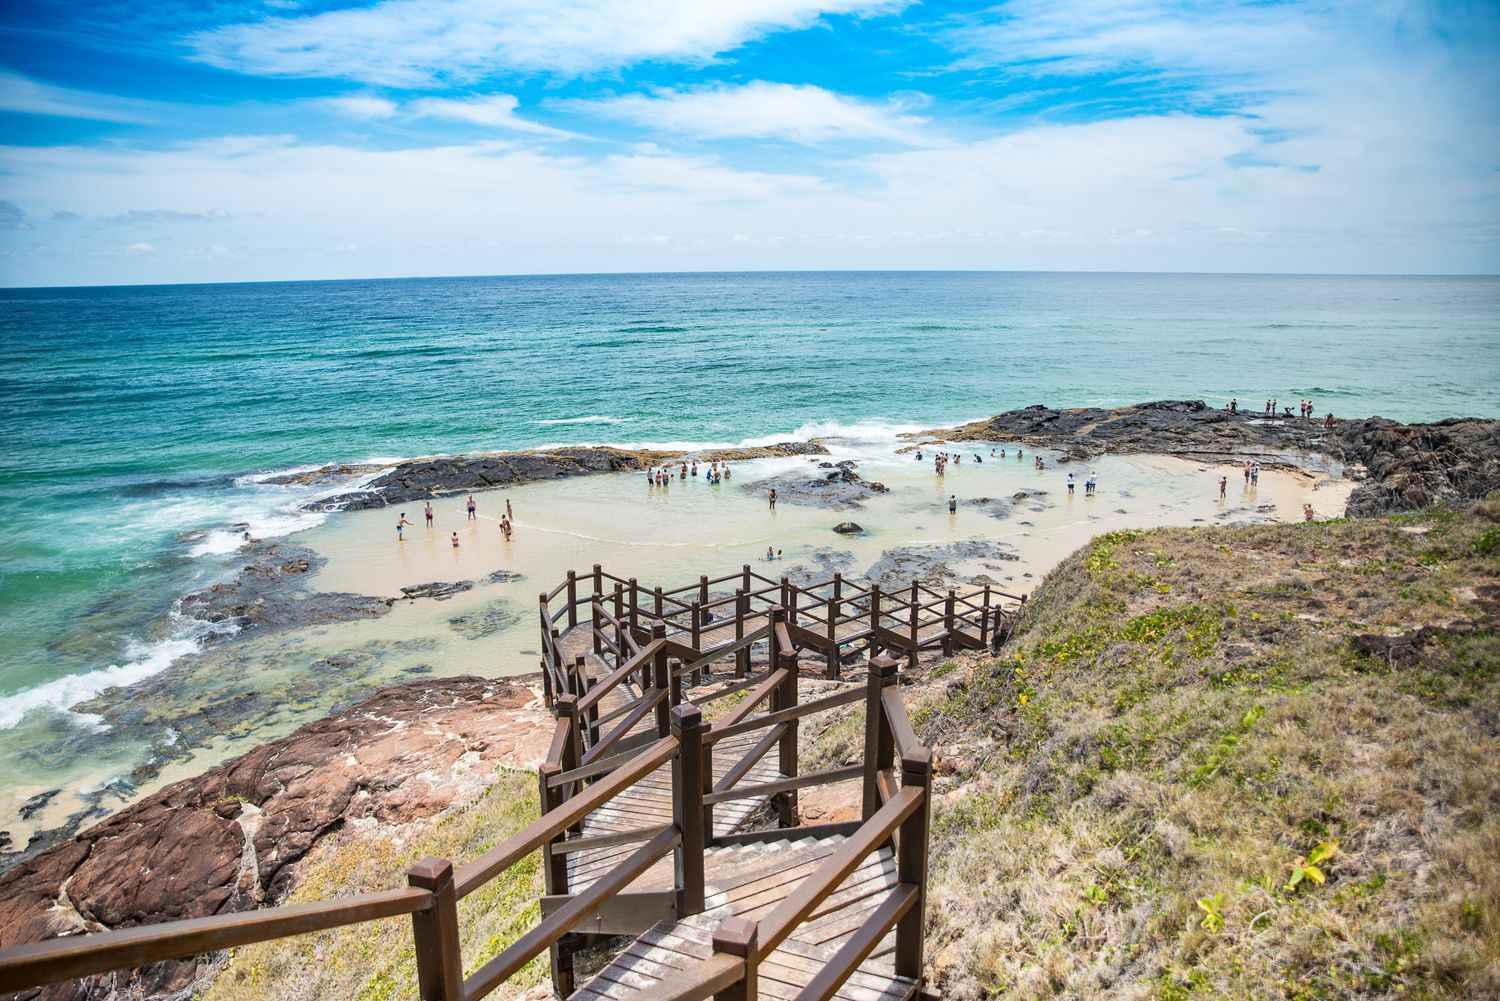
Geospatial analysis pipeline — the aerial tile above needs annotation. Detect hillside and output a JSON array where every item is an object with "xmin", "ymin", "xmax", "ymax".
[{"xmin": 906, "ymin": 499, "xmax": 1498, "ymax": 998}]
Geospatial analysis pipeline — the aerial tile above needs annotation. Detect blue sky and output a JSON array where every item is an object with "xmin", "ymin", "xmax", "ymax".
[{"xmin": 0, "ymin": 0, "xmax": 1496, "ymax": 285}]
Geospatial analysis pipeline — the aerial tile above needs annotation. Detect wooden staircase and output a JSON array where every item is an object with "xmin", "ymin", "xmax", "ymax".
[{"xmin": 0, "ymin": 565, "xmax": 1021, "ymax": 1001}]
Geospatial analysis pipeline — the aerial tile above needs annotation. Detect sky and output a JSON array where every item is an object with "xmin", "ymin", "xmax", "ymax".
[{"xmin": 0, "ymin": 0, "xmax": 1497, "ymax": 286}]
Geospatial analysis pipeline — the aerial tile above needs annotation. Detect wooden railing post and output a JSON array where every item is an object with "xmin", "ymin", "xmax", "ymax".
[
  {"xmin": 592, "ymin": 563, "xmax": 603, "ymax": 599},
  {"xmin": 537, "ymin": 763, "xmax": 569, "ymax": 896},
  {"xmin": 614, "ymin": 583, "xmax": 625, "ymax": 661},
  {"xmin": 592, "ymin": 597, "xmax": 604, "ymax": 655},
  {"xmin": 690, "ymin": 599, "xmax": 703, "ymax": 666},
  {"xmin": 788, "ymin": 580, "xmax": 799, "ymax": 627},
  {"xmin": 826, "ymin": 574, "xmax": 842, "ymax": 679},
  {"xmin": 862, "ymin": 657, "xmax": 899, "ymax": 818},
  {"xmin": 713, "ymin": 916, "xmax": 758, "ymax": 1001},
  {"xmin": 780, "ymin": 575, "xmax": 791, "ymax": 612},
  {"xmin": 550, "ymin": 627, "xmax": 565, "ymax": 691},
  {"xmin": 895, "ymin": 747, "xmax": 933, "ymax": 980},
  {"xmin": 700, "ymin": 574, "xmax": 710, "ymax": 610},
  {"xmin": 629, "ymin": 577, "xmax": 639, "ymax": 631},
  {"xmin": 908, "ymin": 581, "xmax": 920, "ymax": 668},
  {"xmin": 539, "ymin": 653, "xmax": 554, "ymax": 709},
  {"xmin": 648, "ymin": 620, "xmax": 666, "ymax": 691},
  {"xmin": 981, "ymin": 584, "xmax": 992, "ymax": 646},
  {"xmin": 767, "ymin": 605, "xmax": 783, "ymax": 670},
  {"xmin": 943, "ymin": 590, "xmax": 956, "ymax": 656},
  {"xmin": 654, "ymin": 586, "xmax": 664, "ymax": 620},
  {"xmin": 573, "ymin": 657, "xmax": 599, "ymax": 746},
  {"xmin": 557, "ymin": 696, "xmax": 584, "ymax": 797},
  {"xmin": 669, "ymin": 657, "xmax": 684, "ymax": 707},
  {"xmin": 408, "ymin": 857, "xmax": 463, "ymax": 1001},
  {"xmin": 566, "ymin": 570, "xmax": 578, "ymax": 628},
  {"xmin": 776, "ymin": 641, "xmax": 800, "ymax": 826},
  {"xmin": 734, "ymin": 589, "xmax": 749, "ymax": 678},
  {"xmin": 672, "ymin": 704, "xmax": 707, "ymax": 916},
  {"xmin": 742, "ymin": 564, "xmax": 752, "ymax": 597},
  {"xmin": 654, "ymin": 633, "xmax": 672, "ymax": 736},
  {"xmin": 869, "ymin": 584, "xmax": 882, "ymax": 660}
]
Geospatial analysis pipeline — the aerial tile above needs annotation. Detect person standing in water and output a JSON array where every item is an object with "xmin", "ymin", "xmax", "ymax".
[
  {"xmin": 1086, "ymin": 471, "xmax": 1097, "ymax": 495},
  {"xmin": 1218, "ymin": 476, "xmax": 1228, "ymax": 500},
  {"xmin": 505, "ymin": 498, "xmax": 513, "ymax": 520},
  {"xmin": 1066, "ymin": 473, "xmax": 1076, "ymax": 495},
  {"xmin": 948, "ymin": 494, "xmax": 957, "ymax": 513},
  {"xmin": 397, "ymin": 512, "xmax": 412, "ymax": 540},
  {"xmin": 768, "ymin": 488, "xmax": 778, "ymax": 510},
  {"xmin": 1303, "ymin": 503, "xmax": 1315, "ymax": 522},
  {"xmin": 424, "ymin": 502, "xmax": 434, "ymax": 529},
  {"xmin": 451, "ymin": 531, "xmax": 460, "ymax": 548},
  {"xmin": 466, "ymin": 495, "xmax": 477, "ymax": 520}
]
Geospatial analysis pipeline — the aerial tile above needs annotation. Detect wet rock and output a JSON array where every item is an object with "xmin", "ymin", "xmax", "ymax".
[
  {"xmin": 400, "ymin": 581, "xmax": 474, "ymax": 601},
  {"xmin": 487, "ymin": 569, "xmax": 526, "ymax": 584},
  {"xmin": 447, "ymin": 600, "xmax": 524, "ymax": 639},
  {"xmin": 782, "ymin": 549, "xmax": 857, "ymax": 587},
  {"xmin": 0, "ymin": 677, "xmax": 549, "ymax": 1000},
  {"xmin": 969, "ymin": 497, "xmax": 1010, "ymax": 520},
  {"xmin": 313, "ymin": 442, "xmax": 828, "ymax": 510},
  {"xmin": 18, "ymin": 790, "xmax": 59, "ymax": 822},
  {"xmin": 832, "ymin": 521, "xmax": 864, "ymax": 534},
  {"xmin": 179, "ymin": 543, "xmax": 390, "ymax": 635},
  {"xmin": 744, "ymin": 460, "xmax": 890, "ymax": 510},
  {"xmin": 864, "ymin": 541, "xmax": 1019, "ymax": 591}
]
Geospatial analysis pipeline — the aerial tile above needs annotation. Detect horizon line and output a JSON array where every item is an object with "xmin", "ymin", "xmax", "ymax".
[{"xmin": 4, "ymin": 266, "xmax": 1499, "ymax": 292}]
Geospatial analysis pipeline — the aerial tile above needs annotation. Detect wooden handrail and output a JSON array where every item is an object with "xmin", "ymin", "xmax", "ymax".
[
  {"xmin": 576, "ymin": 639, "xmax": 663, "ymax": 715},
  {"xmin": 581, "ymin": 690, "xmax": 667, "ymax": 764},
  {"xmin": 880, "ymin": 687, "xmax": 919, "ymax": 758},
  {"xmin": 0, "ymin": 888, "xmax": 431, "ymax": 992},
  {"xmin": 797, "ymin": 884, "xmax": 919, "ymax": 1001},
  {"xmin": 714, "ymin": 668, "xmax": 787, "ymax": 731},
  {"xmin": 705, "ymin": 686, "xmax": 862, "ymax": 745},
  {"xmin": 711, "ymin": 724, "xmax": 786, "ymax": 796},
  {"xmin": 549, "ymin": 823, "xmax": 675, "ymax": 856},
  {"xmin": 454, "ymin": 735, "xmax": 676, "ymax": 897},
  {"xmin": 757, "ymin": 787, "xmax": 923, "ymax": 956},
  {"xmin": 640, "ymin": 953, "xmax": 744, "ymax": 1001},
  {"xmin": 701, "ymin": 764, "xmax": 863, "ymax": 806},
  {"xmin": 462, "ymin": 826, "xmax": 680, "ymax": 998}
]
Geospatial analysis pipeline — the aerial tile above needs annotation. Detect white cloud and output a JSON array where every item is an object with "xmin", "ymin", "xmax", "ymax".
[
  {"xmin": 321, "ymin": 95, "xmax": 400, "ymax": 119},
  {"xmin": 409, "ymin": 94, "xmax": 577, "ymax": 137},
  {"xmin": 0, "ymin": 70, "xmax": 165, "ymax": 123},
  {"xmin": 570, "ymin": 82, "xmax": 929, "ymax": 145},
  {"xmin": 188, "ymin": 0, "xmax": 905, "ymax": 86},
  {"xmin": 125, "ymin": 242, "xmax": 155, "ymax": 253}
]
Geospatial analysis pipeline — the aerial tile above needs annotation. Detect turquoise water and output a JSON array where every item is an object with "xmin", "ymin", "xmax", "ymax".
[{"xmin": 1, "ymin": 271, "xmax": 1497, "ymax": 735}]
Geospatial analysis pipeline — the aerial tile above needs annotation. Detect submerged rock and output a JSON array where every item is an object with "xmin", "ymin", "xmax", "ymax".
[
  {"xmin": 832, "ymin": 521, "xmax": 864, "ymax": 534},
  {"xmin": 447, "ymin": 600, "xmax": 524, "ymax": 639},
  {"xmin": 400, "ymin": 581, "xmax": 474, "ymax": 601},
  {"xmin": 745, "ymin": 460, "xmax": 890, "ymax": 510},
  {"xmin": 864, "ymin": 540, "xmax": 1019, "ymax": 591}
]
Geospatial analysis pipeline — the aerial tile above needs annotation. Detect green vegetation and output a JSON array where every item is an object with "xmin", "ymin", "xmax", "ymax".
[
  {"xmin": 204, "ymin": 770, "xmax": 544, "ymax": 1001},
  {"xmin": 915, "ymin": 498, "xmax": 1499, "ymax": 1000}
]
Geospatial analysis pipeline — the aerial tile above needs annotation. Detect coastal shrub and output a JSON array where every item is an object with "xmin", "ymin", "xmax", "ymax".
[{"xmin": 911, "ymin": 508, "xmax": 1500, "ymax": 1000}]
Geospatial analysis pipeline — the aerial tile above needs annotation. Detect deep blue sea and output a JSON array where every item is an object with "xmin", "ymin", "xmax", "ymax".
[{"xmin": 1, "ymin": 271, "xmax": 1497, "ymax": 734}]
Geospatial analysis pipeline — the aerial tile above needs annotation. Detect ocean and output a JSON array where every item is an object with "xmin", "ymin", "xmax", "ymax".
[{"xmin": 0, "ymin": 271, "xmax": 1496, "ymax": 839}]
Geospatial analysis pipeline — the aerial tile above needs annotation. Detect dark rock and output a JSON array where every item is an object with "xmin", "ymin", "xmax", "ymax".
[
  {"xmin": 178, "ymin": 543, "xmax": 390, "ymax": 636},
  {"xmin": 832, "ymin": 521, "xmax": 864, "ymax": 534},
  {"xmin": 864, "ymin": 541, "xmax": 1019, "ymax": 591},
  {"xmin": 18, "ymin": 790, "xmax": 59, "ymax": 822},
  {"xmin": 744, "ymin": 460, "xmax": 890, "ymax": 510},
  {"xmin": 487, "ymin": 569, "xmax": 526, "ymax": 584},
  {"xmin": 400, "ymin": 581, "xmax": 475, "ymax": 601},
  {"xmin": 447, "ymin": 600, "xmax": 524, "ymax": 639}
]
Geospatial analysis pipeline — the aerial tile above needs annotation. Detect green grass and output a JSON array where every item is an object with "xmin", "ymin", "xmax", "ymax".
[
  {"xmin": 911, "ymin": 499, "xmax": 1500, "ymax": 1000},
  {"xmin": 204, "ymin": 770, "xmax": 545, "ymax": 1001}
]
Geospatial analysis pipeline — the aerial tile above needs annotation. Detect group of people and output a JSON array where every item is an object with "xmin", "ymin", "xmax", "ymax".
[
  {"xmin": 647, "ymin": 459, "xmax": 732, "ymax": 488},
  {"xmin": 396, "ymin": 495, "xmax": 514, "ymax": 547},
  {"xmin": 1224, "ymin": 396, "xmax": 1335, "ymax": 427},
  {"xmin": 1064, "ymin": 471, "xmax": 1099, "ymax": 496}
]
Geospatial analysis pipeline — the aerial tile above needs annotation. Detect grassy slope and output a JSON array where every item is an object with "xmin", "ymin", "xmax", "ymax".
[
  {"xmin": 203, "ymin": 770, "xmax": 545, "ymax": 1001},
  {"xmin": 912, "ymin": 501, "xmax": 1499, "ymax": 1000}
]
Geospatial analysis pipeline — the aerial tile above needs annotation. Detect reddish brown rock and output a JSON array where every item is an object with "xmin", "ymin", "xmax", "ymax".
[{"xmin": 0, "ymin": 675, "xmax": 549, "ymax": 1001}]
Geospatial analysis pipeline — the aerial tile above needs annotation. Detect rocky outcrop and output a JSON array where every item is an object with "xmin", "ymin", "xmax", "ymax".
[
  {"xmin": 178, "ymin": 543, "xmax": 393, "ymax": 635},
  {"xmin": 926, "ymin": 401, "xmax": 1500, "ymax": 516},
  {"xmin": 832, "ymin": 522, "xmax": 863, "ymax": 534},
  {"xmin": 1337, "ymin": 417, "xmax": 1500, "ymax": 516},
  {"xmin": 745, "ymin": 460, "xmax": 890, "ymax": 510},
  {"xmin": 310, "ymin": 442, "xmax": 828, "ymax": 511},
  {"xmin": 864, "ymin": 541, "xmax": 1019, "ymax": 592},
  {"xmin": 0, "ymin": 677, "xmax": 549, "ymax": 1001}
]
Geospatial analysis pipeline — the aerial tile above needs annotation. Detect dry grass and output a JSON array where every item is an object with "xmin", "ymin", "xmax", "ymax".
[
  {"xmin": 203, "ymin": 769, "xmax": 545, "ymax": 1001},
  {"xmin": 911, "ymin": 500, "xmax": 1499, "ymax": 1000}
]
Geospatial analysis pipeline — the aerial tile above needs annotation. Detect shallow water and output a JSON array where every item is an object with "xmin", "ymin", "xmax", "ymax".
[{"xmin": 1, "ymin": 429, "xmax": 1348, "ymax": 845}]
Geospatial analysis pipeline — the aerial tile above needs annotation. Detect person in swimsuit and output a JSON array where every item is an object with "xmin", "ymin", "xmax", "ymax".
[
  {"xmin": 466, "ymin": 496, "xmax": 476, "ymax": 520},
  {"xmin": 1218, "ymin": 476, "xmax": 1227, "ymax": 500},
  {"xmin": 766, "ymin": 546, "xmax": 775, "ymax": 561},
  {"xmin": 397, "ymin": 513, "xmax": 412, "ymax": 540},
  {"xmin": 1086, "ymin": 471, "xmax": 1096, "ymax": 495},
  {"xmin": 1303, "ymin": 503, "xmax": 1314, "ymax": 522},
  {"xmin": 451, "ymin": 531, "xmax": 460, "ymax": 548},
  {"xmin": 424, "ymin": 502, "xmax": 433, "ymax": 527},
  {"xmin": 948, "ymin": 494, "xmax": 957, "ymax": 513},
  {"xmin": 1067, "ymin": 473, "xmax": 1075, "ymax": 495},
  {"xmin": 768, "ymin": 488, "xmax": 778, "ymax": 510},
  {"xmin": 505, "ymin": 498, "xmax": 513, "ymax": 519}
]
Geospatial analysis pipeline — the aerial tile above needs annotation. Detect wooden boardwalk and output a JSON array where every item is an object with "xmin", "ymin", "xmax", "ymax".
[{"xmin": 0, "ymin": 566, "xmax": 967, "ymax": 1001}]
